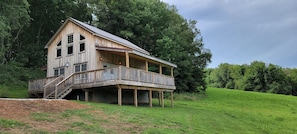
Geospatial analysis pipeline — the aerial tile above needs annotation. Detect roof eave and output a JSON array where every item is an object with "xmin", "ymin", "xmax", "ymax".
[{"xmin": 132, "ymin": 51, "xmax": 177, "ymax": 68}]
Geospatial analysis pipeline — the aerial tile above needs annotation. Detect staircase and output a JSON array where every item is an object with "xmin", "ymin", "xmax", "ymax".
[{"xmin": 44, "ymin": 73, "xmax": 75, "ymax": 99}]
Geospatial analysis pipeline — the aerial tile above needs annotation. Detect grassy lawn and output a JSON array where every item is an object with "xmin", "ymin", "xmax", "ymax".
[{"xmin": 1, "ymin": 87, "xmax": 297, "ymax": 133}]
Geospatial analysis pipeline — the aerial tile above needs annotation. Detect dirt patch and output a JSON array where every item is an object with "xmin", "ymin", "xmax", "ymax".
[
  {"xmin": 0, "ymin": 99, "xmax": 147, "ymax": 134},
  {"xmin": 0, "ymin": 99, "xmax": 89, "ymax": 121},
  {"xmin": 0, "ymin": 99, "xmax": 90, "ymax": 133}
]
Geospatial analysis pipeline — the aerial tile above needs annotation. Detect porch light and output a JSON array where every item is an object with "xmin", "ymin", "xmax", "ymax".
[
  {"xmin": 65, "ymin": 62, "xmax": 69, "ymax": 68},
  {"xmin": 118, "ymin": 60, "xmax": 122, "ymax": 65}
]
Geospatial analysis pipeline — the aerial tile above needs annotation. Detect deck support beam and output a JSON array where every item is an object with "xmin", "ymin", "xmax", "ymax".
[
  {"xmin": 171, "ymin": 91, "xmax": 174, "ymax": 108},
  {"xmin": 118, "ymin": 86, "xmax": 122, "ymax": 106},
  {"xmin": 158, "ymin": 91, "xmax": 161, "ymax": 106},
  {"xmin": 161, "ymin": 91, "xmax": 164, "ymax": 108},
  {"xmin": 145, "ymin": 61, "xmax": 148, "ymax": 72},
  {"xmin": 171, "ymin": 67, "xmax": 174, "ymax": 77},
  {"xmin": 125, "ymin": 51, "xmax": 129, "ymax": 68},
  {"xmin": 85, "ymin": 90, "xmax": 89, "ymax": 102},
  {"xmin": 159, "ymin": 65, "xmax": 162, "ymax": 74},
  {"xmin": 149, "ymin": 90, "xmax": 152, "ymax": 107},
  {"xmin": 134, "ymin": 89, "xmax": 138, "ymax": 107}
]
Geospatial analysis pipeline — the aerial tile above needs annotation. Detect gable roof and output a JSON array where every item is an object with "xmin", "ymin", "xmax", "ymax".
[
  {"xmin": 45, "ymin": 18, "xmax": 149, "ymax": 55},
  {"xmin": 45, "ymin": 17, "xmax": 177, "ymax": 68}
]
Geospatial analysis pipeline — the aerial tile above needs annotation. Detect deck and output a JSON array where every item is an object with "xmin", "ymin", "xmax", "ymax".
[{"xmin": 28, "ymin": 66, "xmax": 175, "ymax": 101}]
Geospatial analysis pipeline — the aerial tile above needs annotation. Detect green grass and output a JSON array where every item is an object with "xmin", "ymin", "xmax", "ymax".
[
  {"xmin": 1, "ymin": 87, "xmax": 297, "ymax": 133},
  {"xmin": 0, "ymin": 118, "xmax": 27, "ymax": 128},
  {"xmin": 80, "ymin": 87, "xmax": 297, "ymax": 134},
  {"xmin": 0, "ymin": 85, "xmax": 28, "ymax": 98}
]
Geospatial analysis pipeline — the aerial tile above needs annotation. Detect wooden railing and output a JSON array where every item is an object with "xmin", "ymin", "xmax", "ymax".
[
  {"xmin": 55, "ymin": 73, "xmax": 75, "ymax": 99},
  {"xmin": 29, "ymin": 65, "xmax": 175, "ymax": 98},
  {"xmin": 43, "ymin": 75, "xmax": 64, "ymax": 98},
  {"xmin": 71, "ymin": 66, "xmax": 175, "ymax": 87},
  {"xmin": 28, "ymin": 76, "xmax": 58, "ymax": 93}
]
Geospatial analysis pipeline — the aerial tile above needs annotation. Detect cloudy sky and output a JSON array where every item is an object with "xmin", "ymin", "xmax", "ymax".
[{"xmin": 162, "ymin": 0, "xmax": 297, "ymax": 68}]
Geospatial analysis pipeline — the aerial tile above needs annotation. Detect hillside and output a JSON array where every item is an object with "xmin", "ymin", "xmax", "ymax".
[{"xmin": 0, "ymin": 88, "xmax": 297, "ymax": 133}]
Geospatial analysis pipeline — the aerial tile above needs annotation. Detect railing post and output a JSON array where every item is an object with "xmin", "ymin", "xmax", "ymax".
[
  {"xmin": 119, "ymin": 66, "xmax": 121, "ymax": 80},
  {"xmin": 55, "ymin": 85, "xmax": 58, "ymax": 99},
  {"xmin": 43, "ymin": 87, "xmax": 46, "ymax": 98}
]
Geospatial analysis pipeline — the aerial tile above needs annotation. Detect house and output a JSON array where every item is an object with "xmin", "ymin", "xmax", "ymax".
[{"xmin": 28, "ymin": 18, "xmax": 176, "ymax": 107}]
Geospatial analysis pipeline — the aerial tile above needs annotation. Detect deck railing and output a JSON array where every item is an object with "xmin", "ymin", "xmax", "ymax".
[
  {"xmin": 71, "ymin": 66, "xmax": 175, "ymax": 86},
  {"xmin": 28, "ymin": 76, "xmax": 58, "ymax": 93},
  {"xmin": 28, "ymin": 66, "xmax": 175, "ymax": 98}
]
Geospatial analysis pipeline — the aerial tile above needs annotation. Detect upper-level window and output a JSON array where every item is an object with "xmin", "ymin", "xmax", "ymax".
[
  {"xmin": 80, "ymin": 43, "xmax": 85, "ymax": 52},
  {"xmin": 67, "ymin": 34, "xmax": 73, "ymax": 55},
  {"xmin": 80, "ymin": 35, "xmax": 85, "ymax": 40},
  {"xmin": 68, "ymin": 45, "xmax": 73, "ymax": 54},
  {"xmin": 56, "ymin": 40, "xmax": 62, "ymax": 57},
  {"xmin": 68, "ymin": 34, "xmax": 73, "ymax": 43},
  {"xmin": 79, "ymin": 35, "xmax": 85, "ymax": 52}
]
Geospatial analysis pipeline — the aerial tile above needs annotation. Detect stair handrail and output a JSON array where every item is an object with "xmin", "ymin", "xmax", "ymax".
[
  {"xmin": 43, "ymin": 75, "xmax": 64, "ymax": 98},
  {"xmin": 55, "ymin": 72, "xmax": 76, "ymax": 99}
]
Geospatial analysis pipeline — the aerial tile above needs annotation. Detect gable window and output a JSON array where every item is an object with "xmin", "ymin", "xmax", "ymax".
[
  {"xmin": 68, "ymin": 34, "xmax": 73, "ymax": 43},
  {"xmin": 80, "ymin": 35, "xmax": 85, "ymax": 40},
  {"xmin": 56, "ymin": 41, "xmax": 62, "ymax": 57},
  {"xmin": 54, "ymin": 67, "xmax": 65, "ymax": 76}
]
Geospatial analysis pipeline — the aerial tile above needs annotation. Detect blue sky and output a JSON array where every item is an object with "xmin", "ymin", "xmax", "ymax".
[{"xmin": 162, "ymin": 0, "xmax": 297, "ymax": 68}]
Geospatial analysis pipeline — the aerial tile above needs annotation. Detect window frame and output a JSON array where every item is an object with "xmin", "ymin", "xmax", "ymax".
[
  {"xmin": 56, "ymin": 40, "xmax": 62, "ymax": 58},
  {"xmin": 74, "ymin": 63, "xmax": 87, "ymax": 80},
  {"xmin": 67, "ymin": 34, "xmax": 74, "ymax": 55},
  {"xmin": 54, "ymin": 67, "xmax": 65, "ymax": 76},
  {"xmin": 79, "ymin": 34, "xmax": 85, "ymax": 53}
]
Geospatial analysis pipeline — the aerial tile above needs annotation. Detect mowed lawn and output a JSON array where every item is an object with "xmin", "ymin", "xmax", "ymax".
[
  {"xmin": 1, "ymin": 87, "xmax": 297, "ymax": 133},
  {"xmin": 83, "ymin": 87, "xmax": 297, "ymax": 134}
]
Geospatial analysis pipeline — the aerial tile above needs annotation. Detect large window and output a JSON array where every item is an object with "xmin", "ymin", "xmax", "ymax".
[
  {"xmin": 75, "ymin": 63, "xmax": 87, "ymax": 79},
  {"xmin": 54, "ymin": 67, "xmax": 65, "ymax": 76},
  {"xmin": 75, "ymin": 63, "xmax": 87, "ymax": 72},
  {"xmin": 56, "ymin": 41, "xmax": 62, "ymax": 57}
]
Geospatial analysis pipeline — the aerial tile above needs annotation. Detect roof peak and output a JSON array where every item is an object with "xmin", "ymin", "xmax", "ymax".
[{"xmin": 69, "ymin": 17, "xmax": 150, "ymax": 55}]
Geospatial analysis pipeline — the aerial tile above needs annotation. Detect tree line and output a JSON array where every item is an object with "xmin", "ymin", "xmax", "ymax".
[
  {"xmin": 0, "ymin": 0, "xmax": 211, "ymax": 93},
  {"xmin": 206, "ymin": 61, "xmax": 297, "ymax": 96}
]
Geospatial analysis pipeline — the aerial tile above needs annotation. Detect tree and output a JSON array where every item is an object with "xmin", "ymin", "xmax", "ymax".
[
  {"xmin": 90, "ymin": 0, "xmax": 212, "ymax": 92},
  {"xmin": 0, "ymin": 0, "xmax": 30, "ymax": 64}
]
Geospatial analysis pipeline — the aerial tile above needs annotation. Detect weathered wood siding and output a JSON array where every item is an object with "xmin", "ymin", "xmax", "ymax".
[{"xmin": 47, "ymin": 21, "xmax": 97, "ymax": 77}]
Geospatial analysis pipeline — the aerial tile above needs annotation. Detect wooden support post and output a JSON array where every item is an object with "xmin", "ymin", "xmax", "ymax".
[
  {"xmin": 171, "ymin": 67, "xmax": 174, "ymax": 77},
  {"xmin": 161, "ymin": 91, "xmax": 164, "ymax": 108},
  {"xmin": 159, "ymin": 65, "xmax": 162, "ymax": 74},
  {"xmin": 125, "ymin": 51, "xmax": 129, "ymax": 68},
  {"xmin": 171, "ymin": 91, "xmax": 174, "ymax": 108},
  {"xmin": 118, "ymin": 86, "xmax": 122, "ymax": 106},
  {"xmin": 149, "ymin": 90, "xmax": 152, "ymax": 108},
  {"xmin": 134, "ymin": 89, "xmax": 138, "ymax": 107},
  {"xmin": 85, "ymin": 90, "xmax": 89, "ymax": 102},
  {"xmin": 158, "ymin": 91, "xmax": 161, "ymax": 106},
  {"xmin": 145, "ymin": 61, "xmax": 148, "ymax": 72}
]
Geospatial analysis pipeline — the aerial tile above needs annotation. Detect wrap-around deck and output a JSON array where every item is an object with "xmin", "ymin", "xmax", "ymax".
[{"xmin": 29, "ymin": 66, "xmax": 175, "ymax": 107}]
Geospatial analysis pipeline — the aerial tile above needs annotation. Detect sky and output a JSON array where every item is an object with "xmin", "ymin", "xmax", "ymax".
[{"xmin": 162, "ymin": 0, "xmax": 297, "ymax": 68}]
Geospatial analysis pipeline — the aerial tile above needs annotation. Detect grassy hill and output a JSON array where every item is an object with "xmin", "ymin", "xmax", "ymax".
[{"xmin": 1, "ymin": 87, "xmax": 297, "ymax": 133}]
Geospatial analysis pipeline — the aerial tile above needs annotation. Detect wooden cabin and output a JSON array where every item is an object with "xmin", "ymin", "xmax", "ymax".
[{"xmin": 28, "ymin": 18, "xmax": 176, "ymax": 107}]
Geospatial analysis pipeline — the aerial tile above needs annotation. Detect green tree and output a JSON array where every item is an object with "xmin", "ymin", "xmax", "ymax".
[{"xmin": 90, "ymin": 0, "xmax": 212, "ymax": 92}]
